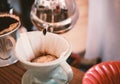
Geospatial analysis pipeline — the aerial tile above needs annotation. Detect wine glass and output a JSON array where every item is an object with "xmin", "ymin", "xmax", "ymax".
[{"xmin": 30, "ymin": 0, "xmax": 79, "ymax": 34}]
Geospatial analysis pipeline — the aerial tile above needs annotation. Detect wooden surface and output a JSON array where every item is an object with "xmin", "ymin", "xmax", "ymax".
[{"xmin": 0, "ymin": 61, "xmax": 84, "ymax": 84}]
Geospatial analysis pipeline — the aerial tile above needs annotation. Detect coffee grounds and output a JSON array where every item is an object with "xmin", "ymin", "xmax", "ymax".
[
  {"xmin": 0, "ymin": 16, "xmax": 18, "ymax": 32},
  {"xmin": 31, "ymin": 53, "xmax": 58, "ymax": 63}
]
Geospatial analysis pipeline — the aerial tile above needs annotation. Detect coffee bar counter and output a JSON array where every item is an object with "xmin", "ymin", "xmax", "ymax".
[{"xmin": 0, "ymin": 61, "xmax": 84, "ymax": 84}]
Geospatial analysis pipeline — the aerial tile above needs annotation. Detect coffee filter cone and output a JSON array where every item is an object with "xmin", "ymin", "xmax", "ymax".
[{"xmin": 16, "ymin": 31, "xmax": 71, "ymax": 63}]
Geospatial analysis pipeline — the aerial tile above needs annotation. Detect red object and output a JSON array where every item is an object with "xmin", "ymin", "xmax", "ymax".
[{"xmin": 82, "ymin": 61, "xmax": 120, "ymax": 84}]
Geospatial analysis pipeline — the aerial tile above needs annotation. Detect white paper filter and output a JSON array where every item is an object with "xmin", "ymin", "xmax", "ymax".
[{"xmin": 18, "ymin": 31, "xmax": 70, "ymax": 62}]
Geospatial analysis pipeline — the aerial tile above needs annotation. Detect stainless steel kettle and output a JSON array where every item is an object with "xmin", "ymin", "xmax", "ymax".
[{"xmin": 30, "ymin": 0, "xmax": 79, "ymax": 34}]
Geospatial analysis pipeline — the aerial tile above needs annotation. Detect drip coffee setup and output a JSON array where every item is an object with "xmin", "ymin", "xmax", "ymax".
[{"xmin": 0, "ymin": 0, "xmax": 79, "ymax": 84}]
